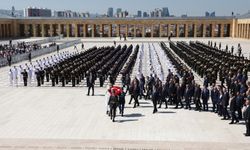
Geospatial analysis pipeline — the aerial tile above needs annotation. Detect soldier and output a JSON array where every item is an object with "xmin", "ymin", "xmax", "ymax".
[
  {"xmin": 40, "ymin": 69, "xmax": 45, "ymax": 85},
  {"xmin": 99, "ymin": 73, "xmax": 104, "ymax": 87},
  {"xmin": 61, "ymin": 70, "xmax": 65, "ymax": 87},
  {"xmin": 81, "ymin": 43, "xmax": 84, "ymax": 50},
  {"xmin": 51, "ymin": 70, "xmax": 56, "ymax": 87},
  {"xmin": 9, "ymin": 69, "xmax": 13, "ymax": 86},
  {"xmin": 74, "ymin": 44, "xmax": 77, "ymax": 50},
  {"xmin": 13, "ymin": 66, "xmax": 18, "ymax": 86},
  {"xmin": 87, "ymin": 71, "xmax": 95, "ymax": 96},
  {"xmin": 231, "ymin": 46, "xmax": 234, "ymax": 54},
  {"xmin": 35, "ymin": 68, "xmax": 41, "ymax": 87},
  {"xmin": 45, "ymin": 67, "xmax": 50, "ymax": 82},
  {"xmin": 71, "ymin": 70, "xmax": 76, "ymax": 87},
  {"xmin": 57, "ymin": 45, "xmax": 60, "ymax": 53}
]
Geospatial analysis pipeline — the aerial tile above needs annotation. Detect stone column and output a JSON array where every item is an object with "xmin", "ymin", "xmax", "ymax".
[
  {"xmin": 238, "ymin": 24, "xmax": 240, "ymax": 38},
  {"xmin": 134, "ymin": 25, "xmax": 136, "ymax": 37},
  {"xmin": 125, "ymin": 24, "xmax": 128, "ymax": 37},
  {"xmin": 241, "ymin": 24, "xmax": 244, "ymax": 38},
  {"xmin": 176, "ymin": 24, "xmax": 179, "ymax": 37},
  {"xmin": 66, "ymin": 24, "xmax": 70, "ymax": 37},
  {"xmin": 151, "ymin": 25, "xmax": 154, "ymax": 37},
  {"xmin": 246, "ymin": 24, "xmax": 248, "ymax": 39},
  {"xmin": 108, "ymin": 24, "xmax": 112, "ymax": 37},
  {"xmin": 41, "ymin": 24, "xmax": 45, "ymax": 37},
  {"xmin": 49, "ymin": 24, "xmax": 53, "ymax": 37},
  {"xmin": 220, "ymin": 24, "xmax": 224, "ymax": 37},
  {"xmin": 244, "ymin": 24, "xmax": 247, "ymax": 38},
  {"xmin": 5, "ymin": 24, "xmax": 9, "ymax": 37},
  {"xmin": 202, "ymin": 24, "xmax": 206, "ymax": 37},
  {"xmin": 245, "ymin": 24, "xmax": 247, "ymax": 39},
  {"xmin": 5, "ymin": 24, "xmax": 8, "ymax": 37},
  {"xmin": 2, "ymin": 24, "xmax": 5, "ymax": 37},
  {"xmin": 243, "ymin": 24, "xmax": 245, "ymax": 38},
  {"xmin": 33, "ymin": 24, "xmax": 37, "ymax": 37},
  {"xmin": 74, "ymin": 24, "xmax": 78, "ymax": 37},
  {"xmin": 83, "ymin": 24, "xmax": 87, "ymax": 37},
  {"xmin": 91, "ymin": 24, "xmax": 95, "ymax": 37},
  {"xmin": 159, "ymin": 24, "xmax": 162, "ymax": 37},
  {"xmin": 58, "ymin": 24, "xmax": 61, "ymax": 36},
  {"xmin": 167, "ymin": 24, "xmax": 171, "ymax": 37},
  {"xmin": 117, "ymin": 24, "xmax": 120, "ymax": 37},
  {"xmin": 100, "ymin": 24, "xmax": 104, "ymax": 37},
  {"xmin": 142, "ymin": 25, "xmax": 145, "ymax": 37},
  {"xmin": 0, "ymin": 24, "xmax": 2, "ymax": 38},
  {"xmin": 184, "ymin": 24, "xmax": 188, "ymax": 37},
  {"xmin": 2, "ymin": 24, "xmax": 6, "ymax": 37},
  {"xmin": 247, "ymin": 24, "xmax": 250, "ymax": 39},
  {"xmin": 211, "ymin": 24, "xmax": 215, "ymax": 37},
  {"xmin": 241, "ymin": 24, "xmax": 243, "ymax": 38},
  {"xmin": 24, "ymin": 24, "xmax": 29, "ymax": 37},
  {"xmin": 193, "ymin": 24, "xmax": 197, "ymax": 37}
]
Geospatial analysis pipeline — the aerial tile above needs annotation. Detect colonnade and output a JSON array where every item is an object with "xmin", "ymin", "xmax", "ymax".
[
  {"xmin": 0, "ymin": 23, "xmax": 12, "ymax": 38},
  {"xmin": 237, "ymin": 23, "xmax": 250, "ymax": 39},
  {"xmin": 19, "ymin": 22, "xmax": 231, "ymax": 38}
]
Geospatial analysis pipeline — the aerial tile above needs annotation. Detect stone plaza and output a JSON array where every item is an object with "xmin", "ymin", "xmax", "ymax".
[{"xmin": 0, "ymin": 36, "xmax": 250, "ymax": 149}]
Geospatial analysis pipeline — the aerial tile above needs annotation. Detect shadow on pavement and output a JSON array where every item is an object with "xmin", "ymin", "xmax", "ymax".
[{"xmin": 123, "ymin": 113, "xmax": 144, "ymax": 118}]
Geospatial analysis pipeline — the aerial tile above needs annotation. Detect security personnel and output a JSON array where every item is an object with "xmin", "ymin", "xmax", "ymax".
[{"xmin": 21, "ymin": 69, "xmax": 28, "ymax": 86}]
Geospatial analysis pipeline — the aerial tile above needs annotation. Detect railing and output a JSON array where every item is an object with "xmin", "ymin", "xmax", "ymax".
[
  {"xmin": 25, "ymin": 35, "xmax": 63, "ymax": 45},
  {"xmin": 0, "ymin": 39, "xmax": 80, "ymax": 67}
]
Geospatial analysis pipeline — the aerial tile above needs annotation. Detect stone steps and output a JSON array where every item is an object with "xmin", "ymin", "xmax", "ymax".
[{"xmin": 0, "ymin": 139, "xmax": 248, "ymax": 150}]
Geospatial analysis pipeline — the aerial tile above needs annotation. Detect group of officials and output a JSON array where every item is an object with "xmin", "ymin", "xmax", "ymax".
[{"xmin": 167, "ymin": 40, "xmax": 250, "ymax": 136}]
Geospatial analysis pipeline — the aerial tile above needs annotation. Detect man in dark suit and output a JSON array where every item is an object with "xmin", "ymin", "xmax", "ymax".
[
  {"xmin": 185, "ymin": 84, "xmax": 192, "ymax": 110},
  {"xmin": 201, "ymin": 86, "xmax": 209, "ymax": 111},
  {"xmin": 222, "ymin": 88, "xmax": 231, "ymax": 120},
  {"xmin": 243, "ymin": 98, "xmax": 250, "ymax": 136},
  {"xmin": 175, "ymin": 83, "xmax": 183, "ymax": 109},
  {"xmin": 129, "ymin": 78, "xmax": 140, "ymax": 108},
  {"xmin": 152, "ymin": 83, "xmax": 159, "ymax": 113},
  {"xmin": 236, "ymin": 92, "xmax": 244, "ymax": 120},
  {"xmin": 194, "ymin": 84, "xmax": 202, "ymax": 111},
  {"xmin": 21, "ymin": 69, "xmax": 28, "ymax": 86},
  {"xmin": 211, "ymin": 85, "xmax": 219, "ymax": 112},
  {"xmin": 229, "ymin": 95, "xmax": 239, "ymax": 124}
]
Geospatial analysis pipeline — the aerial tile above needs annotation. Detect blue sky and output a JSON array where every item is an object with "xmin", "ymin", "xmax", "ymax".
[{"xmin": 2, "ymin": 0, "xmax": 250, "ymax": 16}]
